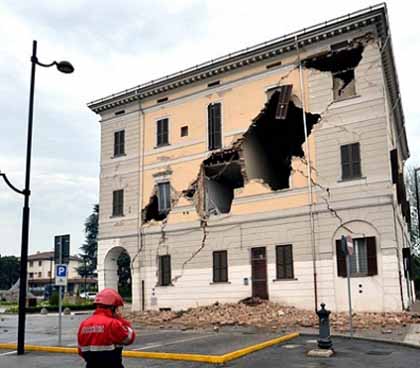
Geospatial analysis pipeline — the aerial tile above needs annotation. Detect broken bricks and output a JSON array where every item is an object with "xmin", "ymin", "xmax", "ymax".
[{"xmin": 126, "ymin": 300, "xmax": 420, "ymax": 332}]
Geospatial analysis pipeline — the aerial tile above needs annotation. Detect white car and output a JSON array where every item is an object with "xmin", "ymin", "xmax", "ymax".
[{"xmin": 80, "ymin": 291, "xmax": 97, "ymax": 301}]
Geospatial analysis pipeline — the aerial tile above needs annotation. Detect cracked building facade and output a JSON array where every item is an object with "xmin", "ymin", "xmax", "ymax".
[{"xmin": 88, "ymin": 5, "xmax": 415, "ymax": 313}]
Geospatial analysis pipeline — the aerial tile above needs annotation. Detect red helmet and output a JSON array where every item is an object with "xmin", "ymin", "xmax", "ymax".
[{"xmin": 94, "ymin": 288, "xmax": 124, "ymax": 307}]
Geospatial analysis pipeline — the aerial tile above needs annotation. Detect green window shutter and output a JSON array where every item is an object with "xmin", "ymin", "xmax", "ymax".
[{"xmin": 366, "ymin": 237, "xmax": 378, "ymax": 276}]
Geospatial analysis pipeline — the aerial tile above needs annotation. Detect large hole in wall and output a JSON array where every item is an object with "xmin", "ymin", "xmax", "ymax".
[
  {"xmin": 303, "ymin": 39, "xmax": 366, "ymax": 99},
  {"xmin": 201, "ymin": 88, "xmax": 320, "ymax": 215},
  {"xmin": 242, "ymin": 90, "xmax": 320, "ymax": 190},
  {"xmin": 142, "ymin": 188, "xmax": 168, "ymax": 223},
  {"xmin": 203, "ymin": 148, "xmax": 244, "ymax": 215}
]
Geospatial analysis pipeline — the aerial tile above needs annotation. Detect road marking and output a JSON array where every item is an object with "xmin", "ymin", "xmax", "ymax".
[
  {"xmin": 0, "ymin": 332, "xmax": 300, "ymax": 364},
  {"xmin": 0, "ymin": 350, "xmax": 16, "ymax": 356},
  {"xmin": 132, "ymin": 334, "xmax": 214, "ymax": 351}
]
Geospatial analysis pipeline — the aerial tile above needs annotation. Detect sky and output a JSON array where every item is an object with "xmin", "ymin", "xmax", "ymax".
[{"xmin": 0, "ymin": 0, "xmax": 419, "ymax": 257}]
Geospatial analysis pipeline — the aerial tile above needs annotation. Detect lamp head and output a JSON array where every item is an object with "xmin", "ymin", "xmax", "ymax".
[{"xmin": 56, "ymin": 61, "xmax": 74, "ymax": 74}]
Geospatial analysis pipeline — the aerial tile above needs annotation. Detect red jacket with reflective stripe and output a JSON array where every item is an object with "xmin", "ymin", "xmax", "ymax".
[{"xmin": 77, "ymin": 308, "xmax": 136, "ymax": 368}]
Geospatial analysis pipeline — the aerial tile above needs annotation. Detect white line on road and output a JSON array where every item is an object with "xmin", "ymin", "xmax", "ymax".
[
  {"xmin": 132, "ymin": 334, "xmax": 214, "ymax": 351},
  {"xmin": 0, "ymin": 351, "xmax": 16, "ymax": 356}
]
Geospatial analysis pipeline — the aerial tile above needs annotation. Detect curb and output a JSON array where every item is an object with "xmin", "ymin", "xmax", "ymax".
[
  {"xmin": 220, "ymin": 332, "xmax": 300, "ymax": 363},
  {"xmin": 0, "ymin": 343, "xmax": 77, "ymax": 354},
  {"xmin": 299, "ymin": 332, "xmax": 420, "ymax": 350},
  {"xmin": 0, "ymin": 332, "xmax": 299, "ymax": 364}
]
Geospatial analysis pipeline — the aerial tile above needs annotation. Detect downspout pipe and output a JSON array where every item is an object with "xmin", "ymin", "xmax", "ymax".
[
  {"xmin": 295, "ymin": 35, "xmax": 318, "ymax": 310},
  {"xmin": 391, "ymin": 202, "xmax": 405, "ymax": 310}
]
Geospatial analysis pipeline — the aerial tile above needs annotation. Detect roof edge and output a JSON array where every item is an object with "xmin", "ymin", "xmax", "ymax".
[{"xmin": 87, "ymin": 3, "xmax": 387, "ymax": 113}]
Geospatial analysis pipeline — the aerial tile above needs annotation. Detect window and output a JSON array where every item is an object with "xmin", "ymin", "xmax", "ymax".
[
  {"xmin": 29, "ymin": 261, "xmax": 33, "ymax": 267},
  {"xmin": 390, "ymin": 149, "xmax": 398, "ymax": 184},
  {"xmin": 180, "ymin": 126, "xmax": 189, "ymax": 137},
  {"xmin": 266, "ymin": 60, "xmax": 282, "ymax": 69},
  {"xmin": 38, "ymin": 272, "xmax": 42, "ymax": 278},
  {"xmin": 48, "ymin": 271, "xmax": 52, "ymax": 277},
  {"xmin": 114, "ymin": 130, "xmax": 125, "ymax": 156},
  {"xmin": 208, "ymin": 103, "xmax": 222, "ymax": 150},
  {"xmin": 207, "ymin": 80, "xmax": 220, "ymax": 87},
  {"xmin": 157, "ymin": 97, "xmax": 168, "ymax": 103},
  {"xmin": 276, "ymin": 245, "xmax": 294, "ymax": 279},
  {"xmin": 340, "ymin": 142, "xmax": 361, "ymax": 180},
  {"xmin": 156, "ymin": 118, "xmax": 169, "ymax": 147},
  {"xmin": 112, "ymin": 189, "xmax": 124, "ymax": 217},
  {"xmin": 336, "ymin": 237, "xmax": 377, "ymax": 277},
  {"xmin": 38, "ymin": 260, "xmax": 42, "ymax": 266},
  {"xmin": 333, "ymin": 69, "xmax": 356, "ymax": 100},
  {"xmin": 265, "ymin": 84, "xmax": 292, "ymax": 119},
  {"xmin": 157, "ymin": 182, "xmax": 171, "ymax": 213},
  {"xmin": 213, "ymin": 251, "xmax": 228, "ymax": 282},
  {"xmin": 159, "ymin": 255, "xmax": 171, "ymax": 286},
  {"xmin": 29, "ymin": 273, "xmax": 34, "ymax": 279}
]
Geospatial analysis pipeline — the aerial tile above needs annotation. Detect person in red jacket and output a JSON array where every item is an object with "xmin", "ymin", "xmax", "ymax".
[{"xmin": 77, "ymin": 288, "xmax": 136, "ymax": 368}]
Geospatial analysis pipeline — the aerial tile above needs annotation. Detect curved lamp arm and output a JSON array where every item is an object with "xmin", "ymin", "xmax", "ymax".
[
  {"xmin": 31, "ymin": 56, "xmax": 55, "ymax": 68},
  {"xmin": 0, "ymin": 172, "xmax": 26, "ymax": 195}
]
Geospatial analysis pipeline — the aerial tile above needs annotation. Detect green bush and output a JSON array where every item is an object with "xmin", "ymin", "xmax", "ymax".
[
  {"xmin": 5, "ymin": 306, "xmax": 18, "ymax": 313},
  {"xmin": 0, "ymin": 301, "xmax": 18, "ymax": 306},
  {"xmin": 49, "ymin": 291, "xmax": 59, "ymax": 306}
]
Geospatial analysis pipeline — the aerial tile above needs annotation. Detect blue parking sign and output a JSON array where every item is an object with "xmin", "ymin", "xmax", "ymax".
[
  {"xmin": 55, "ymin": 264, "xmax": 68, "ymax": 286},
  {"xmin": 57, "ymin": 265, "xmax": 67, "ymax": 277}
]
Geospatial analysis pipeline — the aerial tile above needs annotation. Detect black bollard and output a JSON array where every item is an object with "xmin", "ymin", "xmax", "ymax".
[{"xmin": 316, "ymin": 303, "xmax": 332, "ymax": 350}]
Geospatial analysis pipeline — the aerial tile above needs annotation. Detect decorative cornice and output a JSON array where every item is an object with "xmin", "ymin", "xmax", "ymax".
[{"xmin": 87, "ymin": 4, "xmax": 387, "ymax": 114}]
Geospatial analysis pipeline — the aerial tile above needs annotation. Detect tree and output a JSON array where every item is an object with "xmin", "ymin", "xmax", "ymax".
[
  {"xmin": 117, "ymin": 251, "xmax": 131, "ymax": 298},
  {"xmin": 405, "ymin": 166, "xmax": 419, "ymax": 255},
  {"xmin": 406, "ymin": 165, "xmax": 420, "ymax": 296},
  {"xmin": 0, "ymin": 256, "xmax": 20, "ymax": 290},
  {"xmin": 77, "ymin": 204, "xmax": 99, "ymax": 280}
]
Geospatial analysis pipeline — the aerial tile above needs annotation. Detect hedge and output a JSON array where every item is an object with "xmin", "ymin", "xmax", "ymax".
[{"xmin": 5, "ymin": 303, "xmax": 95, "ymax": 314}]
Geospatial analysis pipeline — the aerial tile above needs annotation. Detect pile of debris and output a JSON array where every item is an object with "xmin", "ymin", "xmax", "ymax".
[{"xmin": 126, "ymin": 299, "xmax": 420, "ymax": 332}]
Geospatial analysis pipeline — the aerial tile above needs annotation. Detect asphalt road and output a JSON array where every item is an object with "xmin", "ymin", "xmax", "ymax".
[{"xmin": 1, "ymin": 313, "xmax": 419, "ymax": 367}]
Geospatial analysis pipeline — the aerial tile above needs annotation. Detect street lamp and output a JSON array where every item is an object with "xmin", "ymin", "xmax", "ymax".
[{"xmin": 0, "ymin": 40, "xmax": 73, "ymax": 355}]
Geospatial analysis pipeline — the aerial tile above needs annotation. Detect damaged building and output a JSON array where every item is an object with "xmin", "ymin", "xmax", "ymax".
[{"xmin": 88, "ymin": 4, "xmax": 414, "ymax": 313}]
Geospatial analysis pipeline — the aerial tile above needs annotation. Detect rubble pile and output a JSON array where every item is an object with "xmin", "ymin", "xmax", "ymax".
[{"xmin": 126, "ymin": 299, "xmax": 420, "ymax": 331}]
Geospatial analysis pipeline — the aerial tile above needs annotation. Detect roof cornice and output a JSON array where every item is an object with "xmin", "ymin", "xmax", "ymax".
[{"xmin": 87, "ymin": 3, "xmax": 388, "ymax": 114}]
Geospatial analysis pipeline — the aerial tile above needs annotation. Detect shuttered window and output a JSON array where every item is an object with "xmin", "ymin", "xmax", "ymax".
[
  {"xmin": 208, "ymin": 103, "xmax": 222, "ymax": 150},
  {"xmin": 112, "ymin": 189, "xmax": 124, "ymax": 217},
  {"xmin": 390, "ymin": 149, "xmax": 398, "ymax": 184},
  {"xmin": 274, "ymin": 85, "xmax": 292, "ymax": 120},
  {"xmin": 336, "ymin": 237, "xmax": 377, "ymax": 277},
  {"xmin": 213, "ymin": 250, "xmax": 228, "ymax": 282},
  {"xmin": 114, "ymin": 130, "xmax": 125, "ymax": 156},
  {"xmin": 157, "ymin": 182, "xmax": 171, "ymax": 213},
  {"xmin": 159, "ymin": 255, "xmax": 171, "ymax": 286},
  {"xmin": 276, "ymin": 244, "xmax": 294, "ymax": 279},
  {"xmin": 341, "ymin": 143, "xmax": 361, "ymax": 180},
  {"xmin": 157, "ymin": 118, "xmax": 169, "ymax": 147}
]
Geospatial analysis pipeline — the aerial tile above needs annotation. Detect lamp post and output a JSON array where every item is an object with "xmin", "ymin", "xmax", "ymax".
[{"xmin": 0, "ymin": 40, "xmax": 73, "ymax": 355}]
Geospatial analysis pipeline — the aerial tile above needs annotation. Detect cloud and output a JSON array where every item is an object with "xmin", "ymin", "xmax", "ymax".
[{"xmin": 0, "ymin": 0, "xmax": 419, "ymax": 256}]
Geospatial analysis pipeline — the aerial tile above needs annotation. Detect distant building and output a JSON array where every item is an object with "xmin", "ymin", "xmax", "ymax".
[{"xmin": 27, "ymin": 251, "xmax": 96, "ymax": 295}]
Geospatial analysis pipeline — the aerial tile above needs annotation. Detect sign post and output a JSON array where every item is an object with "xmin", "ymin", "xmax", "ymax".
[
  {"xmin": 54, "ymin": 235, "xmax": 70, "ymax": 346},
  {"xmin": 341, "ymin": 235, "xmax": 353, "ymax": 338}
]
